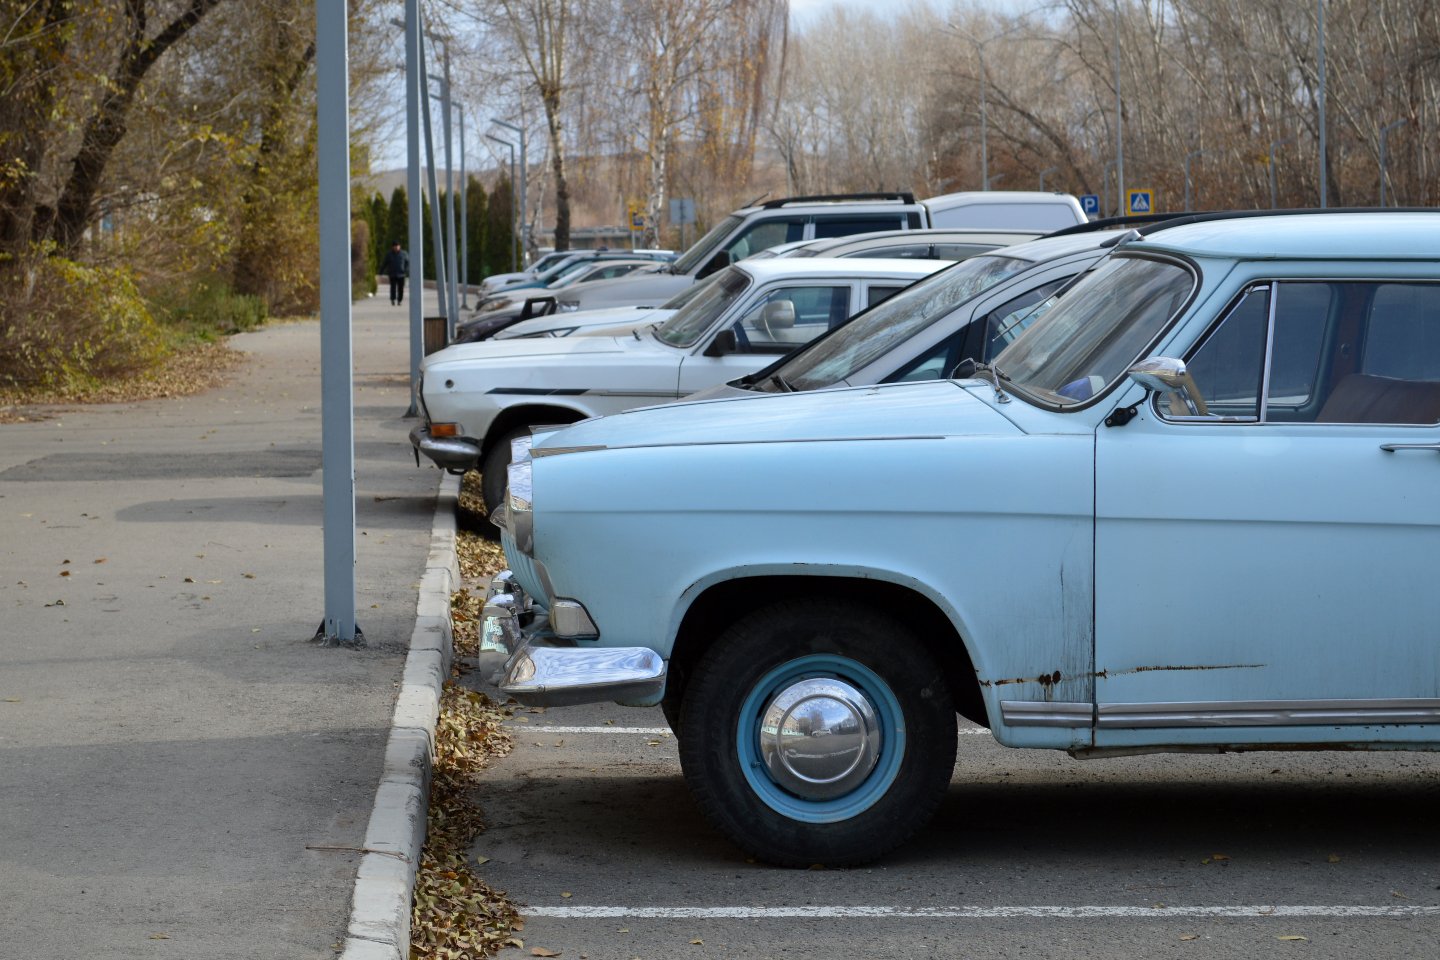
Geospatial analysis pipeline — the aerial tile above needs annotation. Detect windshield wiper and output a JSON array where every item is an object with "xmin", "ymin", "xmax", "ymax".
[
  {"xmin": 769, "ymin": 374, "xmax": 795, "ymax": 392},
  {"xmin": 953, "ymin": 358, "xmax": 1011, "ymax": 404}
]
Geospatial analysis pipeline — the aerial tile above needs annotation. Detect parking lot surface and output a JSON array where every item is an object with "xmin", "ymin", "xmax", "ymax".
[
  {"xmin": 0, "ymin": 292, "xmax": 440, "ymax": 958},
  {"xmin": 467, "ymin": 652, "xmax": 1440, "ymax": 959}
]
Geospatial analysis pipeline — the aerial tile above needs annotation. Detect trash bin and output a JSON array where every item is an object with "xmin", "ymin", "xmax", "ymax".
[{"xmin": 423, "ymin": 315, "xmax": 448, "ymax": 355}]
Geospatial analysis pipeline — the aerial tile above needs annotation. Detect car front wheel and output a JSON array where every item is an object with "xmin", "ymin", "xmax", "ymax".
[{"xmin": 678, "ymin": 599, "xmax": 956, "ymax": 867}]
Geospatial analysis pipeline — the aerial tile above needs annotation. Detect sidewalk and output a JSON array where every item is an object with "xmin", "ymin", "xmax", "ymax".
[{"xmin": 0, "ymin": 290, "xmax": 453, "ymax": 958}]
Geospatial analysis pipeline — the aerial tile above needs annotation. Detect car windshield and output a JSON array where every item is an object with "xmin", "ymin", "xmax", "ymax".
[
  {"xmin": 754, "ymin": 254, "xmax": 1032, "ymax": 392},
  {"xmin": 671, "ymin": 215, "xmax": 744, "ymax": 275},
  {"xmin": 654, "ymin": 268, "xmax": 752, "ymax": 347},
  {"xmin": 995, "ymin": 255, "xmax": 1196, "ymax": 407},
  {"xmin": 661, "ymin": 275, "xmax": 720, "ymax": 309}
]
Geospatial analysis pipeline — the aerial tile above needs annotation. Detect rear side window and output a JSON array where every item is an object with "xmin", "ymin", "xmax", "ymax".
[{"xmin": 811, "ymin": 215, "xmax": 910, "ymax": 239}]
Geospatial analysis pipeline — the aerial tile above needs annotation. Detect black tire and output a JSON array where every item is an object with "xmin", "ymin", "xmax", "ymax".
[
  {"xmin": 480, "ymin": 427, "xmax": 529, "ymax": 519},
  {"xmin": 678, "ymin": 598, "xmax": 956, "ymax": 867}
]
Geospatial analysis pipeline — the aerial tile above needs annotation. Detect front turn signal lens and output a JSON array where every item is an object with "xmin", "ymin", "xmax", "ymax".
[{"xmin": 430, "ymin": 422, "xmax": 459, "ymax": 438}]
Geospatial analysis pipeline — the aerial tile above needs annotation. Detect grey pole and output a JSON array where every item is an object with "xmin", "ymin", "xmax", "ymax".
[
  {"xmin": 986, "ymin": 173, "xmax": 1005, "ymax": 189},
  {"xmin": 1317, "ymin": 0, "xmax": 1328, "ymax": 208},
  {"xmin": 1039, "ymin": 166, "xmax": 1058, "ymax": 190},
  {"xmin": 1184, "ymin": 150, "xmax": 1205, "ymax": 211},
  {"xmin": 493, "ymin": 118, "xmax": 527, "ymax": 265},
  {"xmin": 418, "ymin": 31, "xmax": 447, "ymax": 329},
  {"xmin": 1114, "ymin": 0, "xmax": 1124, "ymax": 213},
  {"xmin": 1269, "ymin": 138, "xmax": 1292, "ymax": 208},
  {"xmin": 403, "ymin": 1, "xmax": 423, "ymax": 417},
  {"xmin": 1380, "ymin": 118, "xmax": 1408, "ymax": 207},
  {"xmin": 440, "ymin": 45, "xmax": 460, "ymax": 330},
  {"xmin": 488, "ymin": 135, "xmax": 518, "ymax": 272},
  {"xmin": 316, "ymin": 0, "xmax": 357, "ymax": 644},
  {"xmin": 459, "ymin": 107, "xmax": 469, "ymax": 308}
]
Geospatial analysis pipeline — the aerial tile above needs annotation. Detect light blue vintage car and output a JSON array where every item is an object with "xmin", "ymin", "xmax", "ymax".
[{"xmin": 484, "ymin": 211, "xmax": 1440, "ymax": 867}]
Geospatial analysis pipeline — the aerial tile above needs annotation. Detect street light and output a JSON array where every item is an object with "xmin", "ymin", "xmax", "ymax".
[
  {"xmin": 487, "ymin": 134, "xmax": 518, "ymax": 272},
  {"xmin": 458, "ymin": 106, "xmax": 468, "ymax": 308},
  {"xmin": 1113, "ymin": 0, "xmax": 1125, "ymax": 212},
  {"xmin": 1038, "ymin": 167, "xmax": 1058, "ymax": 191},
  {"xmin": 1184, "ymin": 149, "xmax": 1207, "ymax": 211},
  {"xmin": 1380, "ymin": 118, "xmax": 1408, "ymax": 207},
  {"xmin": 1317, "ymin": 0, "xmax": 1328, "ymax": 208},
  {"xmin": 492, "ymin": 118, "xmax": 527, "ymax": 263},
  {"xmin": 1103, "ymin": 159, "xmax": 1117, "ymax": 218},
  {"xmin": 1269, "ymin": 137, "xmax": 1293, "ymax": 208}
]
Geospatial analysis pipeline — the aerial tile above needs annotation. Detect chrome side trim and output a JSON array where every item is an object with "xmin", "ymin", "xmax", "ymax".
[
  {"xmin": 500, "ymin": 642, "xmax": 666, "ymax": 707},
  {"xmin": 531, "ymin": 444, "xmax": 608, "ymax": 458},
  {"xmin": 1001, "ymin": 701, "xmax": 1093, "ymax": 727},
  {"xmin": 1098, "ymin": 699, "xmax": 1440, "ymax": 728}
]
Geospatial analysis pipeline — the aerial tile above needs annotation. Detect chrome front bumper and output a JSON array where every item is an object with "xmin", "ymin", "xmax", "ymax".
[
  {"xmin": 479, "ymin": 569, "xmax": 666, "ymax": 707},
  {"xmin": 408, "ymin": 424, "xmax": 481, "ymax": 471}
]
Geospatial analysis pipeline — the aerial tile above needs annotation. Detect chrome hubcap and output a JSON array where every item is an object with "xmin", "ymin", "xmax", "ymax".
[{"xmin": 758, "ymin": 678, "xmax": 881, "ymax": 800}]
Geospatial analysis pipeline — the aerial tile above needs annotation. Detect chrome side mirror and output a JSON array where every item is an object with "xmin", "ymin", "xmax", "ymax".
[{"xmin": 1127, "ymin": 357, "xmax": 1209, "ymax": 416}]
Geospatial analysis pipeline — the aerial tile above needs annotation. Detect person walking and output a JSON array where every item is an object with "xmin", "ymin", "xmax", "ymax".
[{"xmin": 381, "ymin": 241, "xmax": 409, "ymax": 305}]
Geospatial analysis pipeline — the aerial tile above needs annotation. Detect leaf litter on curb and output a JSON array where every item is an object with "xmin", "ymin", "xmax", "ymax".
[{"xmin": 410, "ymin": 487, "xmax": 520, "ymax": 959}]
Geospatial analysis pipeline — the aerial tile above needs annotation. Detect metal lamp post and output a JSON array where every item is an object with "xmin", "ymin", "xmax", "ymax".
[
  {"xmin": 1039, "ymin": 167, "xmax": 1058, "ymax": 190},
  {"xmin": 493, "ymin": 118, "xmax": 527, "ymax": 264},
  {"xmin": 487, "ymin": 135, "xmax": 518, "ymax": 272}
]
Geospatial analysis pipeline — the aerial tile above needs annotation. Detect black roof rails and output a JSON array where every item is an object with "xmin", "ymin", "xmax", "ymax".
[
  {"xmin": 1132, "ymin": 206, "xmax": 1437, "ymax": 236},
  {"xmin": 759, "ymin": 192, "xmax": 917, "ymax": 209},
  {"xmin": 1045, "ymin": 212, "xmax": 1198, "ymax": 238}
]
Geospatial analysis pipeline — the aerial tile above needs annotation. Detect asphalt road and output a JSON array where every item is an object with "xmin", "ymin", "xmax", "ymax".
[
  {"xmin": 0, "ymin": 291, "xmax": 440, "ymax": 958},
  {"xmin": 465, "ymin": 652, "xmax": 1440, "ymax": 960}
]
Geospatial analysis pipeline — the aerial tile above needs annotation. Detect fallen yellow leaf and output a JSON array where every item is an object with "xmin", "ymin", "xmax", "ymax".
[
  {"xmin": 530, "ymin": 949, "xmax": 561, "ymax": 958},
  {"xmin": 690, "ymin": 939, "xmax": 704, "ymax": 945},
  {"xmin": 560, "ymin": 892, "xmax": 573, "ymax": 899},
  {"xmin": 1327, "ymin": 854, "xmax": 1341, "ymax": 863},
  {"xmin": 1277, "ymin": 935, "xmax": 1308, "ymax": 941},
  {"xmin": 1179, "ymin": 934, "xmax": 1198, "ymax": 941}
]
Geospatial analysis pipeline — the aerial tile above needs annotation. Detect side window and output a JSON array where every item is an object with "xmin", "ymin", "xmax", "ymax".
[
  {"xmin": 866, "ymin": 285, "xmax": 904, "ymax": 308},
  {"xmin": 982, "ymin": 279, "xmax": 1068, "ymax": 359},
  {"xmin": 1175, "ymin": 281, "xmax": 1440, "ymax": 426},
  {"xmin": 1183, "ymin": 287, "xmax": 1270, "ymax": 420},
  {"xmin": 722, "ymin": 218, "xmax": 806, "ymax": 264},
  {"xmin": 885, "ymin": 332, "xmax": 967, "ymax": 384},
  {"xmin": 849, "ymin": 244, "xmax": 929, "ymax": 260},
  {"xmin": 931, "ymin": 243, "xmax": 996, "ymax": 261},
  {"xmin": 811, "ymin": 215, "xmax": 908, "ymax": 239},
  {"xmin": 734, "ymin": 285, "xmax": 850, "ymax": 353},
  {"xmin": 1362, "ymin": 284, "xmax": 1440, "ymax": 380}
]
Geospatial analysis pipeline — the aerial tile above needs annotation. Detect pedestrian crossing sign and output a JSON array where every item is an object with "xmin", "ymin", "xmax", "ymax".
[{"xmin": 1126, "ymin": 189, "xmax": 1154, "ymax": 215}]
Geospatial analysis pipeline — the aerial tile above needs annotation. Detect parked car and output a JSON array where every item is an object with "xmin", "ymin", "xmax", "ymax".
[
  {"xmin": 687, "ymin": 227, "xmax": 1139, "ymax": 401},
  {"xmin": 551, "ymin": 191, "xmax": 1085, "ymax": 314},
  {"xmin": 492, "ymin": 279, "xmax": 726, "ymax": 340},
  {"xmin": 456, "ymin": 260, "xmax": 667, "ymax": 343},
  {"xmin": 480, "ymin": 248, "xmax": 674, "ymax": 295},
  {"xmin": 410, "ymin": 258, "xmax": 949, "ymax": 515},
  {"xmin": 483, "ymin": 210, "xmax": 1440, "ymax": 867}
]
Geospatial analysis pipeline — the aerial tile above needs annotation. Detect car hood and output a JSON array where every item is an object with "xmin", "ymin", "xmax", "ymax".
[
  {"xmin": 535, "ymin": 379, "xmax": 1020, "ymax": 451},
  {"xmin": 422, "ymin": 334, "xmax": 661, "ymax": 372}
]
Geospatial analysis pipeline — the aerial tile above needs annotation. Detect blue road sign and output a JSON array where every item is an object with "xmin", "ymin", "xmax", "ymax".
[
  {"xmin": 1080, "ymin": 194, "xmax": 1100, "ymax": 217},
  {"xmin": 1126, "ymin": 189, "xmax": 1154, "ymax": 215}
]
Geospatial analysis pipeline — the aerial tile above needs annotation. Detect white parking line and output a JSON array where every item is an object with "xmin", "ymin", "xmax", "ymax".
[
  {"xmin": 524, "ymin": 904, "xmax": 1440, "ymax": 920},
  {"xmin": 516, "ymin": 726, "xmax": 993, "ymax": 736}
]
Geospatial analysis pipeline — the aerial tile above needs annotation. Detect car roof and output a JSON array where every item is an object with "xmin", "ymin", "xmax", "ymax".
[
  {"xmin": 1133, "ymin": 211, "xmax": 1440, "ymax": 261},
  {"xmin": 791, "ymin": 228, "xmax": 1044, "ymax": 256},
  {"xmin": 977, "ymin": 228, "xmax": 1131, "ymax": 263},
  {"xmin": 733, "ymin": 257, "xmax": 950, "ymax": 282}
]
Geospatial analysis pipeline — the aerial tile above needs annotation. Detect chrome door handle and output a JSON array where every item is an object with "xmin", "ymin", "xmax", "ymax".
[{"xmin": 1380, "ymin": 442, "xmax": 1440, "ymax": 453}]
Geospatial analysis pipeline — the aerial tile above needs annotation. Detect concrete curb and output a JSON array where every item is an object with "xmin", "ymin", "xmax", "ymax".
[{"xmin": 339, "ymin": 471, "xmax": 461, "ymax": 959}]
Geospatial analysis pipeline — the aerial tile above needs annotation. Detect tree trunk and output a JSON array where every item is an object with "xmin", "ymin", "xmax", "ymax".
[{"xmin": 46, "ymin": 0, "xmax": 227, "ymax": 254}]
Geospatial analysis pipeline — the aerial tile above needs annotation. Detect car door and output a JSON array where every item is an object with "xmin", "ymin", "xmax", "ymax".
[
  {"xmin": 676, "ymin": 282, "xmax": 855, "ymax": 394},
  {"xmin": 1094, "ymin": 277, "xmax": 1440, "ymax": 745}
]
